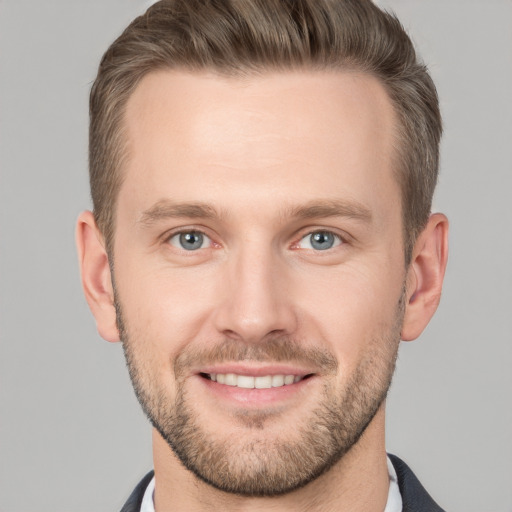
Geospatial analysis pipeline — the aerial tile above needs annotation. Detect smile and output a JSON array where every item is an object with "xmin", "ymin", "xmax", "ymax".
[{"xmin": 202, "ymin": 373, "xmax": 308, "ymax": 389}]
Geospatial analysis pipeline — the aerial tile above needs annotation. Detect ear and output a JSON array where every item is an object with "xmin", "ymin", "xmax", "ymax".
[
  {"xmin": 401, "ymin": 213, "xmax": 449, "ymax": 341},
  {"xmin": 76, "ymin": 211, "xmax": 120, "ymax": 343}
]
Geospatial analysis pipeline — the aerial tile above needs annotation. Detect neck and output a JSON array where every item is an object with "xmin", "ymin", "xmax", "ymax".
[{"xmin": 152, "ymin": 406, "xmax": 389, "ymax": 512}]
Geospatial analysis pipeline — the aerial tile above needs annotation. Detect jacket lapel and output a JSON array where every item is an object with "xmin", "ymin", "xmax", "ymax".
[
  {"xmin": 120, "ymin": 471, "xmax": 154, "ymax": 512},
  {"xmin": 388, "ymin": 454, "xmax": 446, "ymax": 512}
]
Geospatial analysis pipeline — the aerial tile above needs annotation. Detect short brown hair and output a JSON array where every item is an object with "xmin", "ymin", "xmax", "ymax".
[{"xmin": 89, "ymin": 0, "xmax": 442, "ymax": 261}]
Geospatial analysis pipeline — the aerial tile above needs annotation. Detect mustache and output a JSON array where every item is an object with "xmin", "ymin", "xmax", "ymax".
[{"xmin": 174, "ymin": 336, "xmax": 338, "ymax": 377}]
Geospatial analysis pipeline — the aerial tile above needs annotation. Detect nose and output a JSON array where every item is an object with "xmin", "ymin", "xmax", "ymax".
[{"xmin": 212, "ymin": 245, "xmax": 298, "ymax": 343}]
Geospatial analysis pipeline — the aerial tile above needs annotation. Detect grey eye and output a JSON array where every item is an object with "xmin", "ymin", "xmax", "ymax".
[
  {"xmin": 299, "ymin": 231, "xmax": 341, "ymax": 251},
  {"xmin": 169, "ymin": 231, "xmax": 209, "ymax": 251}
]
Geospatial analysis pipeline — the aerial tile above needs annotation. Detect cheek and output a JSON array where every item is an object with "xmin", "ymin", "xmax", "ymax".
[
  {"xmin": 294, "ymin": 261, "xmax": 404, "ymax": 365},
  {"xmin": 115, "ymin": 260, "xmax": 220, "ymax": 352}
]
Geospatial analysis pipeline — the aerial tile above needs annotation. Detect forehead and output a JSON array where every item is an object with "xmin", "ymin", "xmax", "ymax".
[{"xmin": 120, "ymin": 69, "xmax": 398, "ymax": 223}]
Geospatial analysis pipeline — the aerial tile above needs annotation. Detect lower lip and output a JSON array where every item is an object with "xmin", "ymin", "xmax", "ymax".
[{"xmin": 198, "ymin": 375, "xmax": 314, "ymax": 406}]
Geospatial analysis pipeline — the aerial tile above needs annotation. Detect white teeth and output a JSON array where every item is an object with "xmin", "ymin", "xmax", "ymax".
[
  {"xmin": 225, "ymin": 373, "xmax": 237, "ymax": 386},
  {"xmin": 236, "ymin": 375, "xmax": 255, "ymax": 388},
  {"xmin": 284, "ymin": 375, "xmax": 295, "ymax": 385},
  {"xmin": 271, "ymin": 375, "xmax": 284, "ymax": 387},
  {"xmin": 255, "ymin": 376, "xmax": 272, "ymax": 389},
  {"xmin": 209, "ymin": 373, "xmax": 302, "ymax": 389}
]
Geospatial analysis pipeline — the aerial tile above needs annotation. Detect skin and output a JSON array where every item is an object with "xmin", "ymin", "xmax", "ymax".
[{"xmin": 77, "ymin": 70, "xmax": 448, "ymax": 512}]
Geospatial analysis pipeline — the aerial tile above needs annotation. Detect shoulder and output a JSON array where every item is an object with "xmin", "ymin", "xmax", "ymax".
[
  {"xmin": 120, "ymin": 471, "xmax": 155, "ymax": 512},
  {"xmin": 388, "ymin": 454, "xmax": 446, "ymax": 512}
]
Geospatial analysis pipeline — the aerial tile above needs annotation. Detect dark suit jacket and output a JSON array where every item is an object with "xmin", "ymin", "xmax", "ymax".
[{"xmin": 120, "ymin": 454, "xmax": 445, "ymax": 511}]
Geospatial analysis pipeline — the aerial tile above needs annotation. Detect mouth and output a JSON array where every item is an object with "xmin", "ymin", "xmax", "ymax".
[
  {"xmin": 200, "ymin": 372, "xmax": 313, "ymax": 389},
  {"xmin": 194, "ymin": 364, "xmax": 318, "ymax": 407}
]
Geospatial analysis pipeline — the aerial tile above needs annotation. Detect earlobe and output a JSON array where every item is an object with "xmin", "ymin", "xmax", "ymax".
[
  {"xmin": 76, "ymin": 211, "xmax": 120, "ymax": 343},
  {"xmin": 401, "ymin": 213, "xmax": 449, "ymax": 341}
]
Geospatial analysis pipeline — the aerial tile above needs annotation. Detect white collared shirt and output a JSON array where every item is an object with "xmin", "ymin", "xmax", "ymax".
[
  {"xmin": 140, "ymin": 456, "xmax": 403, "ymax": 512},
  {"xmin": 140, "ymin": 476, "xmax": 155, "ymax": 512},
  {"xmin": 384, "ymin": 455, "xmax": 403, "ymax": 512}
]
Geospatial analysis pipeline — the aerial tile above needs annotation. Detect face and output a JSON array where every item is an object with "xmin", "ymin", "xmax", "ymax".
[{"xmin": 113, "ymin": 70, "xmax": 406, "ymax": 495}]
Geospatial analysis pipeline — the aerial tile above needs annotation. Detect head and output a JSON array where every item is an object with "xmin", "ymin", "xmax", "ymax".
[{"xmin": 78, "ymin": 0, "xmax": 448, "ymax": 499}]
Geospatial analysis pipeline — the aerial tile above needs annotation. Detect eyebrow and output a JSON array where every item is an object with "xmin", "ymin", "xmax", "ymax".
[
  {"xmin": 137, "ymin": 198, "xmax": 372, "ymax": 226},
  {"xmin": 285, "ymin": 199, "xmax": 373, "ymax": 223},
  {"xmin": 138, "ymin": 200, "xmax": 219, "ymax": 226}
]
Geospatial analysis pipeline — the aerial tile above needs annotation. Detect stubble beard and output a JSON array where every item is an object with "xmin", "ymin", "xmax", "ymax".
[{"xmin": 117, "ymin": 293, "xmax": 404, "ymax": 497}]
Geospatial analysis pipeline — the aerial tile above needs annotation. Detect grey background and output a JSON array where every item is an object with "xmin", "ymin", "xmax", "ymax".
[{"xmin": 1, "ymin": 1, "xmax": 511, "ymax": 510}]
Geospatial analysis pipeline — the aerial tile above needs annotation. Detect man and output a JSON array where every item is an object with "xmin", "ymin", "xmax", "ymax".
[{"xmin": 76, "ymin": 0, "xmax": 448, "ymax": 510}]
